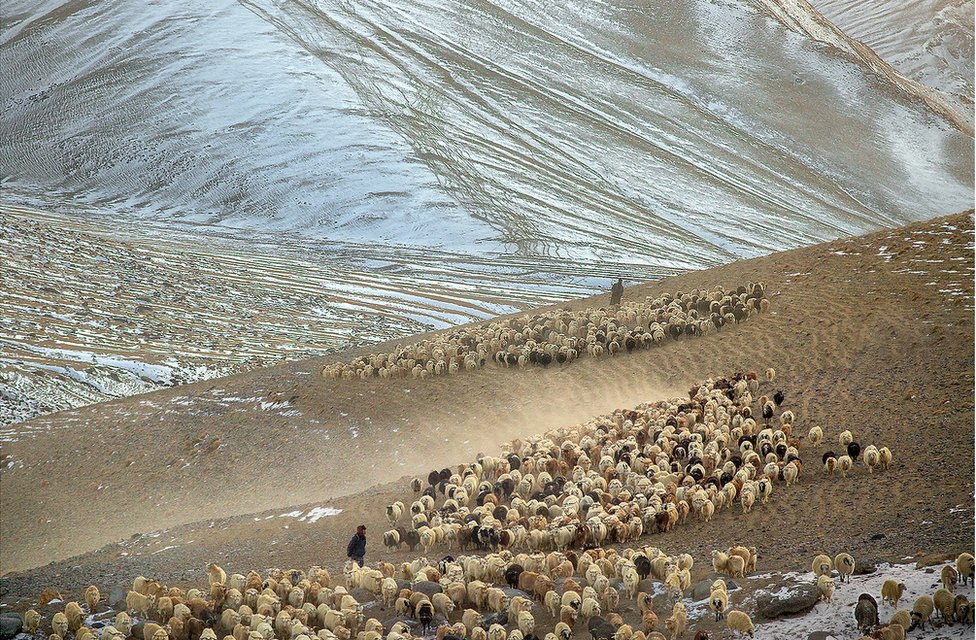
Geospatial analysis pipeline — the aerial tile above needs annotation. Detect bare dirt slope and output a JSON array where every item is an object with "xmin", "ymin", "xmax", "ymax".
[{"xmin": 1, "ymin": 212, "xmax": 972, "ymax": 596}]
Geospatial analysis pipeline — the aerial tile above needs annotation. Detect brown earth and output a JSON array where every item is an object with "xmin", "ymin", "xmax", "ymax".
[{"xmin": 1, "ymin": 211, "xmax": 973, "ymax": 608}]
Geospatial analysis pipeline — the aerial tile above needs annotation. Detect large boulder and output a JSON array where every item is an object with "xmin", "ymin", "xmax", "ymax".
[
  {"xmin": 411, "ymin": 581, "xmax": 443, "ymax": 597},
  {"xmin": 109, "ymin": 585, "xmax": 128, "ymax": 610},
  {"xmin": 0, "ymin": 614, "xmax": 23, "ymax": 640},
  {"xmin": 756, "ymin": 583, "xmax": 819, "ymax": 619}
]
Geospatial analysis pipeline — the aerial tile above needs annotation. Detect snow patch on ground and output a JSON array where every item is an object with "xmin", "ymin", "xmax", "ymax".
[{"xmin": 756, "ymin": 561, "xmax": 974, "ymax": 638}]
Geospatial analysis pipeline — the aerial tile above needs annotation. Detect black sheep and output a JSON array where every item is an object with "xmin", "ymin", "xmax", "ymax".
[
  {"xmin": 847, "ymin": 442, "xmax": 861, "ymax": 460},
  {"xmin": 773, "ymin": 390, "xmax": 785, "ymax": 406},
  {"xmin": 587, "ymin": 617, "xmax": 615, "ymax": 640},
  {"xmin": 417, "ymin": 602, "xmax": 434, "ymax": 634},
  {"xmin": 854, "ymin": 593, "xmax": 879, "ymax": 632},
  {"xmin": 634, "ymin": 554, "xmax": 652, "ymax": 580},
  {"xmin": 505, "ymin": 564, "xmax": 524, "ymax": 589},
  {"xmin": 405, "ymin": 529, "xmax": 420, "ymax": 551}
]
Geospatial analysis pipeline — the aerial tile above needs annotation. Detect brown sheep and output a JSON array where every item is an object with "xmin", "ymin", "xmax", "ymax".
[
  {"xmin": 84, "ymin": 586, "xmax": 100, "ymax": 612},
  {"xmin": 641, "ymin": 611, "xmax": 658, "ymax": 634},
  {"xmin": 533, "ymin": 576, "xmax": 554, "ymax": 603}
]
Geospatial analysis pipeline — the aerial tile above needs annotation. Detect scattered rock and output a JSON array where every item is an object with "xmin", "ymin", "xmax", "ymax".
[
  {"xmin": 109, "ymin": 585, "xmax": 127, "ymax": 609},
  {"xmin": 756, "ymin": 583, "xmax": 819, "ymax": 619},
  {"xmin": 692, "ymin": 579, "xmax": 713, "ymax": 600},
  {"xmin": 870, "ymin": 533, "xmax": 886, "ymax": 541},
  {"xmin": 853, "ymin": 561, "xmax": 876, "ymax": 576}
]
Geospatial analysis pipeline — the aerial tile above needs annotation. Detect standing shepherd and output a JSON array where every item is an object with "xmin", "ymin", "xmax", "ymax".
[
  {"xmin": 347, "ymin": 524, "xmax": 367, "ymax": 566},
  {"xmin": 610, "ymin": 278, "xmax": 624, "ymax": 306}
]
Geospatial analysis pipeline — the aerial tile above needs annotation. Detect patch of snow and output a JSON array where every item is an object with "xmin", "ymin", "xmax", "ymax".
[
  {"xmin": 757, "ymin": 561, "xmax": 974, "ymax": 638},
  {"xmin": 300, "ymin": 507, "xmax": 343, "ymax": 523}
]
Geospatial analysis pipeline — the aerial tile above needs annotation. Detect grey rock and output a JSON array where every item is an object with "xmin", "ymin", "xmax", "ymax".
[
  {"xmin": 692, "ymin": 579, "xmax": 713, "ymax": 601},
  {"xmin": 756, "ymin": 583, "xmax": 819, "ymax": 619},
  {"xmin": 499, "ymin": 587, "xmax": 531, "ymax": 600},
  {"xmin": 412, "ymin": 581, "xmax": 443, "ymax": 597},
  {"xmin": 0, "ymin": 614, "xmax": 23, "ymax": 640},
  {"xmin": 109, "ymin": 585, "xmax": 127, "ymax": 610}
]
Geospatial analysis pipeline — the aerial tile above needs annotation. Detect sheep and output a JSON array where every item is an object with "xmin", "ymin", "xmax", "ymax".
[
  {"xmin": 639, "ymin": 608, "xmax": 658, "ymax": 634},
  {"xmin": 942, "ymin": 565, "xmax": 959, "ymax": 592},
  {"xmin": 461, "ymin": 609, "xmax": 483, "ymax": 635},
  {"xmin": 84, "ymin": 585, "xmax": 100, "ymax": 612},
  {"xmin": 807, "ymin": 426, "xmax": 823, "ymax": 447},
  {"xmin": 431, "ymin": 593, "xmax": 455, "ymax": 620},
  {"xmin": 24, "ymin": 610, "xmax": 41, "ymax": 634},
  {"xmin": 838, "ymin": 455, "xmax": 854, "ymax": 477},
  {"xmin": 810, "ymin": 554, "xmax": 834, "ymax": 578},
  {"xmin": 888, "ymin": 610, "xmax": 911, "ymax": 630},
  {"xmin": 863, "ymin": 446, "xmax": 879, "ymax": 473},
  {"xmin": 835, "ymin": 553, "xmax": 855, "ymax": 583},
  {"xmin": 854, "ymin": 593, "xmax": 879, "ymax": 632},
  {"xmin": 544, "ymin": 590, "xmax": 561, "ymax": 618},
  {"xmin": 517, "ymin": 611, "xmax": 535, "ymax": 637},
  {"xmin": 839, "ymin": 431, "xmax": 854, "ymax": 447},
  {"xmin": 580, "ymin": 598, "xmax": 601, "ymax": 623},
  {"xmin": 872, "ymin": 624, "xmax": 905, "ymax": 640},
  {"xmin": 209, "ymin": 563, "xmax": 228, "ymax": 586},
  {"xmin": 909, "ymin": 595, "xmax": 934, "ymax": 630},
  {"xmin": 958, "ymin": 553, "xmax": 975, "ymax": 585},
  {"xmin": 933, "ymin": 588, "xmax": 955, "ymax": 624},
  {"xmin": 386, "ymin": 503, "xmax": 404, "ymax": 526},
  {"xmin": 64, "ymin": 602, "xmax": 84, "ymax": 632},
  {"xmin": 953, "ymin": 595, "xmax": 972, "ymax": 624},
  {"xmin": 416, "ymin": 601, "xmax": 435, "ymax": 635},
  {"xmin": 664, "ymin": 602, "xmax": 687, "ymax": 639},
  {"xmin": 725, "ymin": 555, "xmax": 745, "ymax": 579},
  {"xmin": 708, "ymin": 589, "xmax": 728, "ymax": 621},
  {"xmin": 816, "ymin": 575, "xmax": 835, "ymax": 603},
  {"xmin": 725, "ymin": 610, "xmax": 754, "ymax": 637},
  {"xmin": 783, "ymin": 462, "xmax": 799, "ymax": 486},
  {"xmin": 126, "ymin": 591, "xmax": 152, "ymax": 617},
  {"xmin": 881, "ymin": 580, "xmax": 906, "ymax": 608},
  {"xmin": 878, "ymin": 447, "xmax": 892, "ymax": 470},
  {"xmin": 113, "ymin": 612, "xmax": 132, "ymax": 637},
  {"xmin": 711, "ymin": 550, "xmax": 729, "ymax": 574}
]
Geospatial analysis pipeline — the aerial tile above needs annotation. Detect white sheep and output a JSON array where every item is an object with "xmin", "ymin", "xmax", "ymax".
[{"xmin": 807, "ymin": 426, "xmax": 823, "ymax": 447}]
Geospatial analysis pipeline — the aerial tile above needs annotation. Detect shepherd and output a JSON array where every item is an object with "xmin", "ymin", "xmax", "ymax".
[
  {"xmin": 610, "ymin": 278, "xmax": 624, "ymax": 306},
  {"xmin": 347, "ymin": 524, "xmax": 367, "ymax": 566}
]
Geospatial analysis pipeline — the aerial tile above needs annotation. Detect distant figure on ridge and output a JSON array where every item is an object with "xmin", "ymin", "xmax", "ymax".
[
  {"xmin": 610, "ymin": 278, "xmax": 624, "ymax": 306},
  {"xmin": 347, "ymin": 524, "xmax": 366, "ymax": 566}
]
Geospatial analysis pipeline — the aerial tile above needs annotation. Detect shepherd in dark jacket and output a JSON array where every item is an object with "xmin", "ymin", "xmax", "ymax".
[
  {"xmin": 610, "ymin": 278, "xmax": 624, "ymax": 306},
  {"xmin": 347, "ymin": 524, "xmax": 366, "ymax": 566}
]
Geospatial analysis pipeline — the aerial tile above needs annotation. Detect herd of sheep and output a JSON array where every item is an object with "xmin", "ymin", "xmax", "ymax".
[
  {"xmin": 321, "ymin": 284, "xmax": 768, "ymax": 381},
  {"xmin": 381, "ymin": 369, "xmax": 885, "ymax": 559},
  {"xmin": 8, "ymin": 367, "xmax": 973, "ymax": 639}
]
